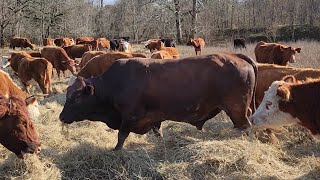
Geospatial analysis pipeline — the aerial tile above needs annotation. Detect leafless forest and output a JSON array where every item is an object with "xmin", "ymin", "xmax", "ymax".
[{"xmin": 0, "ymin": 0, "xmax": 320, "ymax": 47}]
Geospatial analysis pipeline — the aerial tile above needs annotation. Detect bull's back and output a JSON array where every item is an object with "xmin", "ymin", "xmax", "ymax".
[{"xmin": 104, "ymin": 54, "xmax": 255, "ymax": 117}]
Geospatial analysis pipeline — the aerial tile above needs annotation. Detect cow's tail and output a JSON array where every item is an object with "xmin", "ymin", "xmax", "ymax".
[{"xmin": 236, "ymin": 54, "xmax": 258, "ymax": 112}]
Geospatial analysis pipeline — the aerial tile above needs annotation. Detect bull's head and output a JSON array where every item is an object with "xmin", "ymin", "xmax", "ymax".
[
  {"xmin": 59, "ymin": 76, "xmax": 97, "ymax": 124},
  {"xmin": 0, "ymin": 96, "xmax": 41, "ymax": 158}
]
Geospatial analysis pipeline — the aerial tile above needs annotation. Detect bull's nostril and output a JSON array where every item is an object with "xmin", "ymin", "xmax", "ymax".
[{"xmin": 37, "ymin": 146, "xmax": 41, "ymax": 153}]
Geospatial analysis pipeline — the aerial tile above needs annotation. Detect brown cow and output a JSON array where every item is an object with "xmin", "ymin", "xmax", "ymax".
[
  {"xmin": 60, "ymin": 53, "xmax": 257, "ymax": 150},
  {"xmin": 255, "ymin": 64, "xmax": 320, "ymax": 107},
  {"xmin": 23, "ymin": 51, "xmax": 41, "ymax": 57},
  {"xmin": 254, "ymin": 41, "xmax": 301, "ymax": 65},
  {"xmin": 252, "ymin": 76, "xmax": 320, "ymax": 140},
  {"xmin": 72, "ymin": 52, "xmax": 146, "ymax": 80},
  {"xmin": 43, "ymin": 38, "xmax": 55, "ymax": 46},
  {"xmin": 97, "ymin": 38, "xmax": 110, "ymax": 50},
  {"xmin": 10, "ymin": 37, "xmax": 35, "ymax": 50},
  {"xmin": 79, "ymin": 51, "xmax": 107, "ymax": 68},
  {"xmin": 145, "ymin": 40, "xmax": 180, "ymax": 58},
  {"xmin": 151, "ymin": 50, "xmax": 174, "ymax": 59},
  {"xmin": 41, "ymin": 46, "xmax": 77, "ymax": 78},
  {"xmin": 0, "ymin": 70, "xmax": 41, "ymax": 158},
  {"xmin": 186, "ymin": 38, "xmax": 205, "ymax": 55},
  {"xmin": 63, "ymin": 44, "xmax": 92, "ymax": 59},
  {"xmin": 54, "ymin": 37, "xmax": 74, "ymax": 47},
  {"xmin": 76, "ymin": 37, "xmax": 94, "ymax": 44},
  {"xmin": 7, "ymin": 52, "xmax": 53, "ymax": 94}
]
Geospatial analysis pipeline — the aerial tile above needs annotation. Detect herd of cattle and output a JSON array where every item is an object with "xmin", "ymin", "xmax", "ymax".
[{"xmin": 1, "ymin": 36, "xmax": 319, "ymax": 160}]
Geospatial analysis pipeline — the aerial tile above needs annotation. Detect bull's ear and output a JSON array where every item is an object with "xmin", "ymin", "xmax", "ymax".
[
  {"xmin": 295, "ymin": 48, "xmax": 301, "ymax": 53},
  {"xmin": 25, "ymin": 96, "xmax": 37, "ymax": 106},
  {"xmin": 277, "ymin": 85, "xmax": 291, "ymax": 101},
  {"xmin": 85, "ymin": 85, "xmax": 94, "ymax": 95},
  {"xmin": 282, "ymin": 75, "xmax": 296, "ymax": 83}
]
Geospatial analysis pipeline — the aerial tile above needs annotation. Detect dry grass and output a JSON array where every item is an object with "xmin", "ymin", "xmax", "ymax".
[{"xmin": 0, "ymin": 41, "xmax": 320, "ymax": 179}]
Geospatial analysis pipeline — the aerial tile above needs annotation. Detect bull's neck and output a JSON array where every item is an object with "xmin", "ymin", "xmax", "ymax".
[{"xmin": 91, "ymin": 76, "xmax": 109, "ymax": 100}]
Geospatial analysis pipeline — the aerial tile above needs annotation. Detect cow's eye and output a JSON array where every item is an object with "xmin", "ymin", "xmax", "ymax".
[{"xmin": 265, "ymin": 101, "xmax": 272, "ymax": 110}]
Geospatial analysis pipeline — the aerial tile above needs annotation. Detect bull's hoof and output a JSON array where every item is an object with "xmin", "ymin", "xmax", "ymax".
[{"xmin": 113, "ymin": 146, "xmax": 123, "ymax": 151}]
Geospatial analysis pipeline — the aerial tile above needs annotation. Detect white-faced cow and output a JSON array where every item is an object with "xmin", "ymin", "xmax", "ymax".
[{"xmin": 251, "ymin": 76, "xmax": 320, "ymax": 140}]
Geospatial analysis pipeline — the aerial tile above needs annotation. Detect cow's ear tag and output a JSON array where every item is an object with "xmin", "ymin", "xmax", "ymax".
[{"xmin": 85, "ymin": 85, "xmax": 94, "ymax": 96}]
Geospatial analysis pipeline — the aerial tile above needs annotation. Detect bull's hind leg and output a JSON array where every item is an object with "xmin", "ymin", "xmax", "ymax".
[
  {"xmin": 225, "ymin": 105, "xmax": 251, "ymax": 130},
  {"xmin": 114, "ymin": 131, "xmax": 130, "ymax": 150}
]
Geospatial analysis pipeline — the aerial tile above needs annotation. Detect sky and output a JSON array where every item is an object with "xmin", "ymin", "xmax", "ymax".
[{"xmin": 105, "ymin": 0, "xmax": 116, "ymax": 5}]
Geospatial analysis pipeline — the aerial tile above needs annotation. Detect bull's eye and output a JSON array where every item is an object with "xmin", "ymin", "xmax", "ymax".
[{"xmin": 265, "ymin": 101, "xmax": 272, "ymax": 110}]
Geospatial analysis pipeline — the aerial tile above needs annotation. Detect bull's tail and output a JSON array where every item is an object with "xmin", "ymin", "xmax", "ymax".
[{"xmin": 236, "ymin": 53, "xmax": 258, "ymax": 112}]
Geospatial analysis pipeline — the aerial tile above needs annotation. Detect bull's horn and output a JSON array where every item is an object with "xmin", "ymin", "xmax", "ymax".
[
  {"xmin": 2, "ymin": 56, "xmax": 9, "ymax": 59},
  {"xmin": 8, "ymin": 50, "xmax": 18, "ymax": 53}
]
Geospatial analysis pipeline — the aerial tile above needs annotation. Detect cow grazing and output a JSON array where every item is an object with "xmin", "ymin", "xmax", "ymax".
[
  {"xmin": 79, "ymin": 51, "xmax": 107, "ymax": 69},
  {"xmin": 161, "ymin": 38, "xmax": 176, "ymax": 47},
  {"xmin": 251, "ymin": 76, "xmax": 320, "ymax": 139},
  {"xmin": 0, "ymin": 70, "xmax": 41, "ymax": 158},
  {"xmin": 43, "ymin": 38, "xmax": 55, "ymax": 46},
  {"xmin": 255, "ymin": 41, "xmax": 301, "ymax": 66},
  {"xmin": 23, "ymin": 51, "xmax": 41, "ymax": 57},
  {"xmin": 10, "ymin": 37, "xmax": 35, "ymax": 50},
  {"xmin": 41, "ymin": 46, "xmax": 77, "ymax": 78},
  {"xmin": 151, "ymin": 50, "xmax": 174, "ymax": 59},
  {"xmin": 7, "ymin": 52, "xmax": 53, "ymax": 94},
  {"xmin": 74, "ymin": 52, "xmax": 147, "ymax": 79},
  {"xmin": 0, "ymin": 96, "xmax": 41, "ymax": 158},
  {"xmin": 76, "ymin": 37, "xmax": 94, "ymax": 44},
  {"xmin": 186, "ymin": 38, "xmax": 205, "ymax": 55},
  {"xmin": 63, "ymin": 44, "xmax": 92, "ymax": 59},
  {"xmin": 60, "ymin": 53, "xmax": 257, "ymax": 150},
  {"xmin": 233, "ymin": 38, "xmax": 246, "ymax": 49}
]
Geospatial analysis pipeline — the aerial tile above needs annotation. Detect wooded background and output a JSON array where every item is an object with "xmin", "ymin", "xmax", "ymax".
[{"xmin": 0, "ymin": 0, "xmax": 320, "ymax": 47}]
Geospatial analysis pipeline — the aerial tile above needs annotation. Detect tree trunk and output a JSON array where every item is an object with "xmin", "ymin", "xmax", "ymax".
[
  {"xmin": 191, "ymin": 0, "xmax": 197, "ymax": 38},
  {"xmin": 173, "ymin": 0, "xmax": 182, "ymax": 44}
]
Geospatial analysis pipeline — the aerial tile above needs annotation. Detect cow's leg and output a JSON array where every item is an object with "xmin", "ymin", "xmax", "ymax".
[
  {"xmin": 152, "ymin": 122, "xmax": 163, "ymax": 137},
  {"xmin": 23, "ymin": 83, "xmax": 31, "ymax": 94},
  {"xmin": 114, "ymin": 130, "xmax": 130, "ymax": 150},
  {"xmin": 56, "ymin": 69, "xmax": 61, "ymax": 79}
]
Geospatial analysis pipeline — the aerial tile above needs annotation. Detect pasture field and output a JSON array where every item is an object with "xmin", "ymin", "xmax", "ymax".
[{"xmin": 0, "ymin": 41, "xmax": 320, "ymax": 179}]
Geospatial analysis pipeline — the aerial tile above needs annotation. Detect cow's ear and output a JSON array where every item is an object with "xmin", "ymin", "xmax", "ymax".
[
  {"xmin": 279, "ymin": 46, "xmax": 285, "ymax": 51},
  {"xmin": 295, "ymin": 48, "xmax": 301, "ymax": 53},
  {"xmin": 277, "ymin": 85, "xmax": 291, "ymax": 101},
  {"xmin": 282, "ymin": 75, "xmax": 296, "ymax": 83},
  {"xmin": 85, "ymin": 85, "xmax": 94, "ymax": 95},
  {"xmin": 25, "ymin": 96, "xmax": 37, "ymax": 106}
]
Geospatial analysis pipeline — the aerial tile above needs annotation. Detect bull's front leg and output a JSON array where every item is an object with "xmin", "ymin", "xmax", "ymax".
[{"xmin": 114, "ymin": 131, "xmax": 130, "ymax": 150}]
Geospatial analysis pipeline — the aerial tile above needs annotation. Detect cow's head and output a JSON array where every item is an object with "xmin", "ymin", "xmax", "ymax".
[
  {"xmin": 251, "ymin": 76, "xmax": 300, "ymax": 130},
  {"xmin": 0, "ymin": 96, "xmax": 41, "ymax": 158},
  {"xmin": 186, "ymin": 39, "xmax": 195, "ymax": 46},
  {"xmin": 281, "ymin": 46, "xmax": 301, "ymax": 64},
  {"xmin": 61, "ymin": 59, "xmax": 77, "ymax": 74},
  {"xmin": 60, "ymin": 76, "xmax": 98, "ymax": 123}
]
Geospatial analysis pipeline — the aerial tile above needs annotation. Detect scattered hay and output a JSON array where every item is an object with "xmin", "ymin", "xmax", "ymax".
[{"xmin": 0, "ymin": 42, "xmax": 320, "ymax": 179}]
